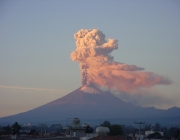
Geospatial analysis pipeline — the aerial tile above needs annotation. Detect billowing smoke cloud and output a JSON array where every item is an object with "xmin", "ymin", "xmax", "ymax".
[{"xmin": 71, "ymin": 29, "xmax": 171, "ymax": 92}]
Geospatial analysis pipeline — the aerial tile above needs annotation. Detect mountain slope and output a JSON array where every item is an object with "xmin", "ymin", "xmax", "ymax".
[{"xmin": 0, "ymin": 86, "xmax": 180, "ymax": 125}]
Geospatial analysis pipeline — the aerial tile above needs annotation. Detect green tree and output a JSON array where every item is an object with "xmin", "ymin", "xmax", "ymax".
[
  {"xmin": 85, "ymin": 125, "xmax": 93, "ymax": 133},
  {"xmin": 109, "ymin": 124, "xmax": 123, "ymax": 136},
  {"xmin": 101, "ymin": 121, "xmax": 111, "ymax": 128},
  {"xmin": 101, "ymin": 121, "xmax": 124, "ymax": 136},
  {"xmin": 2, "ymin": 125, "xmax": 12, "ymax": 135},
  {"xmin": 168, "ymin": 127, "xmax": 180, "ymax": 139},
  {"xmin": 174, "ymin": 128, "xmax": 180, "ymax": 139},
  {"xmin": 12, "ymin": 122, "xmax": 21, "ymax": 134},
  {"xmin": 147, "ymin": 132, "xmax": 162, "ymax": 139}
]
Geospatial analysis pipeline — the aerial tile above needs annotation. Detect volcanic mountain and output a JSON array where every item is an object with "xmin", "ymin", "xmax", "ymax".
[{"xmin": 0, "ymin": 86, "xmax": 180, "ymax": 125}]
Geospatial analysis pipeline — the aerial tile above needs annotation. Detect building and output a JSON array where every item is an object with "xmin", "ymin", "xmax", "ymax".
[{"xmin": 64, "ymin": 118, "xmax": 85, "ymax": 137}]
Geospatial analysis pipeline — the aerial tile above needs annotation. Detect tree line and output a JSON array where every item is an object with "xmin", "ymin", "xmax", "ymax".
[
  {"xmin": 0, "ymin": 121, "xmax": 180, "ymax": 139},
  {"xmin": 101, "ymin": 121, "xmax": 180, "ymax": 139}
]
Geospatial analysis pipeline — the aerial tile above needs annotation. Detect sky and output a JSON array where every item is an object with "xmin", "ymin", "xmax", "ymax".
[{"xmin": 0, "ymin": 0, "xmax": 180, "ymax": 118}]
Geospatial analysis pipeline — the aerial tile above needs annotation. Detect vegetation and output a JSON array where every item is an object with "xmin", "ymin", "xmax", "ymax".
[
  {"xmin": 101, "ymin": 121, "xmax": 123, "ymax": 135},
  {"xmin": 168, "ymin": 127, "xmax": 180, "ymax": 139},
  {"xmin": 0, "ymin": 122, "xmax": 21, "ymax": 135},
  {"xmin": 2, "ymin": 125, "xmax": 11, "ymax": 135},
  {"xmin": 12, "ymin": 122, "xmax": 21, "ymax": 134},
  {"xmin": 100, "ymin": 121, "xmax": 180, "ymax": 139},
  {"xmin": 85, "ymin": 125, "xmax": 93, "ymax": 133},
  {"xmin": 147, "ymin": 132, "xmax": 162, "ymax": 139}
]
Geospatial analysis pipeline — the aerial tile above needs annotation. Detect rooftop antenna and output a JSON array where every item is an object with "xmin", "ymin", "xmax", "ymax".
[{"xmin": 134, "ymin": 122, "xmax": 145, "ymax": 140}]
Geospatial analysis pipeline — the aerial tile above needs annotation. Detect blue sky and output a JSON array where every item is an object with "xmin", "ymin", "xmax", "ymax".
[{"xmin": 0, "ymin": 0, "xmax": 180, "ymax": 118}]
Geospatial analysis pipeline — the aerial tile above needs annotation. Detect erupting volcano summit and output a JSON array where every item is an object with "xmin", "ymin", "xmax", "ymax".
[
  {"xmin": 0, "ymin": 29, "xmax": 176, "ymax": 125},
  {"xmin": 70, "ymin": 29, "xmax": 170, "ymax": 93}
]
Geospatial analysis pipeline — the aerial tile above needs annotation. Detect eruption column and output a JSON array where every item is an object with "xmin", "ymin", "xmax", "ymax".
[{"xmin": 71, "ymin": 29, "xmax": 171, "ymax": 92}]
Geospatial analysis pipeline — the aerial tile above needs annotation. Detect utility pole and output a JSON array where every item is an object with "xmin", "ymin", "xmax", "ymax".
[
  {"xmin": 39, "ymin": 124, "xmax": 46, "ymax": 138},
  {"xmin": 134, "ymin": 122, "xmax": 145, "ymax": 140}
]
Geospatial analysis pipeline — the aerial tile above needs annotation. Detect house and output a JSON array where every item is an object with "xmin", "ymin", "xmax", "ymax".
[{"xmin": 64, "ymin": 118, "xmax": 85, "ymax": 137}]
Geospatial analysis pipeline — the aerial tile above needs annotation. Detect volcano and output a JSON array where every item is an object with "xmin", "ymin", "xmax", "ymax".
[{"xmin": 0, "ymin": 86, "xmax": 180, "ymax": 126}]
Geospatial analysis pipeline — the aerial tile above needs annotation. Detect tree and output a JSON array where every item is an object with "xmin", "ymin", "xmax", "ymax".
[
  {"xmin": 147, "ymin": 132, "xmax": 162, "ymax": 139},
  {"xmin": 2, "ymin": 125, "xmax": 11, "ymax": 135},
  {"xmin": 12, "ymin": 122, "xmax": 21, "ymax": 134},
  {"xmin": 174, "ymin": 128, "xmax": 180, "ymax": 139},
  {"xmin": 168, "ymin": 127, "xmax": 180, "ymax": 139},
  {"xmin": 101, "ymin": 121, "xmax": 124, "ymax": 136},
  {"xmin": 85, "ymin": 125, "xmax": 93, "ymax": 133},
  {"xmin": 101, "ymin": 121, "xmax": 111, "ymax": 128},
  {"xmin": 109, "ymin": 124, "xmax": 123, "ymax": 136}
]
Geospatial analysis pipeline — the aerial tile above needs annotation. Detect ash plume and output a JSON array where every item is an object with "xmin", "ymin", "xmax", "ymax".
[{"xmin": 71, "ymin": 29, "xmax": 171, "ymax": 92}]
